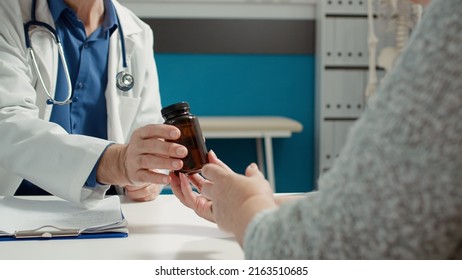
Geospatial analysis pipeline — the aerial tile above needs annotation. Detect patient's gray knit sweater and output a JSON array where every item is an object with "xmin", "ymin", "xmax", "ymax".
[{"xmin": 244, "ymin": 0, "xmax": 462, "ymax": 259}]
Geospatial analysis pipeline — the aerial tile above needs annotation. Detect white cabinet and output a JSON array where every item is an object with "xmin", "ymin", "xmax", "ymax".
[
  {"xmin": 324, "ymin": 0, "xmax": 368, "ymax": 14},
  {"xmin": 319, "ymin": 119, "xmax": 356, "ymax": 173},
  {"xmin": 315, "ymin": 0, "xmax": 390, "ymax": 177}
]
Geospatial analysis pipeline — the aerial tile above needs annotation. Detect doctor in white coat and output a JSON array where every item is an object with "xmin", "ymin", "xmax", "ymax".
[{"xmin": 0, "ymin": 0, "xmax": 187, "ymax": 206}]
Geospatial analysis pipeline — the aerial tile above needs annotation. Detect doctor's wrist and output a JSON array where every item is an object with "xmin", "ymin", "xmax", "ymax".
[{"xmin": 96, "ymin": 143, "xmax": 130, "ymax": 186}]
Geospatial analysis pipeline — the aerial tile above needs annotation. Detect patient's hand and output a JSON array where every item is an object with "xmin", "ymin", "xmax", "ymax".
[
  {"xmin": 170, "ymin": 172, "xmax": 215, "ymax": 223},
  {"xmin": 170, "ymin": 150, "xmax": 232, "ymax": 223}
]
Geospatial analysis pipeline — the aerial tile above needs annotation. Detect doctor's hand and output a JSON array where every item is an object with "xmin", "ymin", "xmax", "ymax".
[
  {"xmin": 96, "ymin": 124, "xmax": 187, "ymax": 190},
  {"xmin": 124, "ymin": 183, "xmax": 163, "ymax": 202}
]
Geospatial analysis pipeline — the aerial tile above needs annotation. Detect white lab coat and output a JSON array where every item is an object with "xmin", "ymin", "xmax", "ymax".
[{"xmin": 0, "ymin": 0, "xmax": 164, "ymax": 206}]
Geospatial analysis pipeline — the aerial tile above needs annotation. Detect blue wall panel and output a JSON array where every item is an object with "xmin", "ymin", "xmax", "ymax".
[{"xmin": 156, "ymin": 54, "xmax": 316, "ymax": 192}]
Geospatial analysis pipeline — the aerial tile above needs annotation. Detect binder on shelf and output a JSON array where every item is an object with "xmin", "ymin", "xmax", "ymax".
[{"xmin": 0, "ymin": 195, "xmax": 128, "ymax": 241}]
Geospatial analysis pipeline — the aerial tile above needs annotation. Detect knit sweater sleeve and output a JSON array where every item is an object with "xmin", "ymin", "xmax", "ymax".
[{"xmin": 244, "ymin": 0, "xmax": 462, "ymax": 259}]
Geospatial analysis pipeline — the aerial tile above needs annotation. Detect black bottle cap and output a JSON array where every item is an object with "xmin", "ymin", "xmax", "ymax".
[{"xmin": 161, "ymin": 102, "xmax": 191, "ymax": 120}]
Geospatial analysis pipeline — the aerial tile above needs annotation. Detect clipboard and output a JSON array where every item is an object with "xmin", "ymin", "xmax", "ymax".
[{"xmin": 0, "ymin": 196, "xmax": 128, "ymax": 241}]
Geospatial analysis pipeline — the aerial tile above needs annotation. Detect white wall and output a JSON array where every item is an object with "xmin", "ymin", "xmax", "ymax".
[{"xmin": 118, "ymin": 0, "xmax": 318, "ymax": 19}]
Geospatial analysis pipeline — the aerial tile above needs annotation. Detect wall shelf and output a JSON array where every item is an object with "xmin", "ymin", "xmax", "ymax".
[{"xmin": 119, "ymin": 0, "xmax": 318, "ymax": 19}]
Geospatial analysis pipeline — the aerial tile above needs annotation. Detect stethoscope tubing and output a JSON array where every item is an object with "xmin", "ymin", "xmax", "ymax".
[
  {"xmin": 26, "ymin": 22, "xmax": 74, "ymax": 105},
  {"xmin": 24, "ymin": 0, "xmax": 133, "ymax": 106}
]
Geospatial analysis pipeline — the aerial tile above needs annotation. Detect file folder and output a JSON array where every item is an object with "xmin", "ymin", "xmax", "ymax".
[{"xmin": 0, "ymin": 195, "xmax": 128, "ymax": 241}]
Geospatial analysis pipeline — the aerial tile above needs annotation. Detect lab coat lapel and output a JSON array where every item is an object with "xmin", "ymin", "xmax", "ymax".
[
  {"xmin": 26, "ymin": 0, "xmax": 58, "ymax": 120},
  {"xmin": 106, "ymin": 28, "xmax": 124, "ymax": 143},
  {"xmin": 105, "ymin": 1, "xmax": 142, "ymax": 143}
]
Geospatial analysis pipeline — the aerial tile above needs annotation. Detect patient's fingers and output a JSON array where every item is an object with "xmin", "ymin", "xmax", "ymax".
[{"xmin": 188, "ymin": 173, "xmax": 207, "ymax": 191}]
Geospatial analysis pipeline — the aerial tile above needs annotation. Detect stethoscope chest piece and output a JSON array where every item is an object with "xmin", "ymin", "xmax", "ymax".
[{"xmin": 116, "ymin": 71, "xmax": 134, "ymax": 91}]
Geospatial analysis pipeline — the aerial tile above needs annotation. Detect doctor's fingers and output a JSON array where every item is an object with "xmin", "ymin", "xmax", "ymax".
[
  {"xmin": 131, "ymin": 154, "xmax": 184, "ymax": 171},
  {"xmin": 125, "ymin": 184, "xmax": 162, "ymax": 201},
  {"xmin": 133, "ymin": 138, "xmax": 188, "ymax": 159},
  {"xmin": 133, "ymin": 124, "xmax": 181, "ymax": 141},
  {"xmin": 128, "ymin": 169, "xmax": 171, "ymax": 186}
]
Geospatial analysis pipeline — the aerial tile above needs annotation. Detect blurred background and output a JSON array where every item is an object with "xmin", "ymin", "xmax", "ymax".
[{"xmin": 119, "ymin": 0, "xmax": 318, "ymax": 193}]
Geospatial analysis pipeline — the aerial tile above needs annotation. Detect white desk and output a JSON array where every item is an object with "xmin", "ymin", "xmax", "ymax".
[
  {"xmin": 0, "ymin": 195, "xmax": 244, "ymax": 260},
  {"xmin": 199, "ymin": 116, "xmax": 303, "ymax": 190}
]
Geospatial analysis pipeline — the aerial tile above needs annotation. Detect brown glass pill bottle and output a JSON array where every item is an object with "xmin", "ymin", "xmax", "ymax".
[{"xmin": 161, "ymin": 102, "xmax": 208, "ymax": 174}]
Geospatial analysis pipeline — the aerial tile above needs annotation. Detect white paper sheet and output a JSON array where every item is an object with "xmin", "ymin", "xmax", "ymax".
[{"xmin": 0, "ymin": 196, "xmax": 125, "ymax": 236}]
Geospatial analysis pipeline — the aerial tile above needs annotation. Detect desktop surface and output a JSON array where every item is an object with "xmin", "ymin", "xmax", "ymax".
[{"xmin": 0, "ymin": 195, "xmax": 244, "ymax": 260}]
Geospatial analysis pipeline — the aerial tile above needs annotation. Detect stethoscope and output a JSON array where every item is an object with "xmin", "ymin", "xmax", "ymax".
[{"xmin": 24, "ymin": 0, "xmax": 134, "ymax": 106}]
